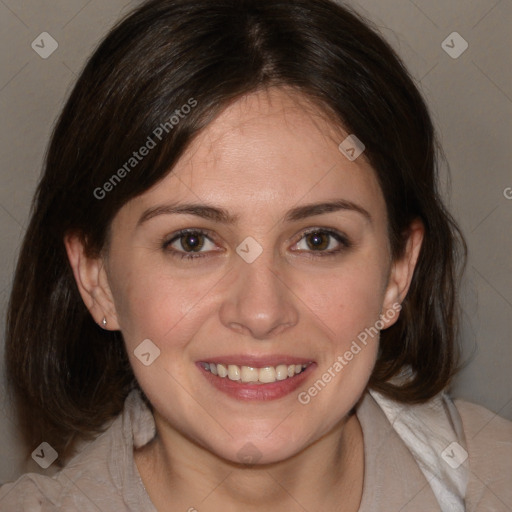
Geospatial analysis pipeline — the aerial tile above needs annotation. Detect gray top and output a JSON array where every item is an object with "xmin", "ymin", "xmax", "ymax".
[{"xmin": 0, "ymin": 389, "xmax": 510, "ymax": 511}]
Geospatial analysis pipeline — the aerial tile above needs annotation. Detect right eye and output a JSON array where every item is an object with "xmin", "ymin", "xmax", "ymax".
[{"xmin": 163, "ymin": 229, "xmax": 219, "ymax": 260}]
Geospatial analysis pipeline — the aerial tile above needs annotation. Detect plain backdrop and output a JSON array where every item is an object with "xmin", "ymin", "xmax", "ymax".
[{"xmin": 0, "ymin": 0, "xmax": 511, "ymax": 484}]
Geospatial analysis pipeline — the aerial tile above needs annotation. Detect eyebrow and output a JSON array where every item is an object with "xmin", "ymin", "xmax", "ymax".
[
  {"xmin": 285, "ymin": 200, "xmax": 371, "ymax": 223},
  {"xmin": 137, "ymin": 199, "xmax": 371, "ymax": 226},
  {"xmin": 138, "ymin": 203, "xmax": 239, "ymax": 226}
]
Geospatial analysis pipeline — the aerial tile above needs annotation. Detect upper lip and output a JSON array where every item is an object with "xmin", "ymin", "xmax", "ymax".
[{"xmin": 197, "ymin": 354, "xmax": 314, "ymax": 367}]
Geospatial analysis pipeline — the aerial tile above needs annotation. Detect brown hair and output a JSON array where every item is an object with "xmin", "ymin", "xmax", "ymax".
[{"xmin": 5, "ymin": 0, "xmax": 466, "ymax": 462}]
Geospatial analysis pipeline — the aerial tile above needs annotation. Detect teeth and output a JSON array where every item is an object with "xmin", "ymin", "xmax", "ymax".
[
  {"xmin": 227, "ymin": 364, "xmax": 241, "ymax": 381},
  {"xmin": 241, "ymin": 366, "xmax": 259, "ymax": 383},
  {"xmin": 217, "ymin": 364, "xmax": 228, "ymax": 378},
  {"xmin": 259, "ymin": 366, "xmax": 276, "ymax": 383},
  {"xmin": 204, "ymin": 362, "xmax": 310, "ymax": 384},
  {"xmin": 275, "ymin": 364, "xmax": 288, "ymax": 381}
]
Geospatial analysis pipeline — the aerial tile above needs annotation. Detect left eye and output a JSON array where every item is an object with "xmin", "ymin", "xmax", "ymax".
[{"xmin": 293, "ymin": 230, "xmax": 348, "ymax": 253}]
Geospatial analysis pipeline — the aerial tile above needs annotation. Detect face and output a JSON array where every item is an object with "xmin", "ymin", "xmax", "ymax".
[{"xmin": 70, "ymin": 87, "xmax": 419, "ymax": 465}]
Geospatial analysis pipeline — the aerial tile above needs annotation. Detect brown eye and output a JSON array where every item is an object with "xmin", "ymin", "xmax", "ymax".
[
  {"xmin": 293, "ymin": 229, "xmax": 351, "ymax": 257},
  {"xmin": 164, "ymin": 229, "xmax": 217, "ymax": 259},
  {"xmin": 304, "ymin": 231, "xmax": 330, "ymax": 251},
  {"xmin": 179, "ymin": 232, "xmax": 205, "ymax": 252}
]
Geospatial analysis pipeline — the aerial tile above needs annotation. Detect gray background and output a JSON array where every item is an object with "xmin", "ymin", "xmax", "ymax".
[{"xmin": 0, "ymin": 0, "xmax": 511, "ymax": 484}]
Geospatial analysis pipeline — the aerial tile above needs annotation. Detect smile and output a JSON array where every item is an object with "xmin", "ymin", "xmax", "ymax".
[
  {"xmin": 200, "ymin": 362, "xmax": 312, "ymax": 384},
  {"xmin": 197, "ymin": 357, "xmax": 316, "ymax": 401}
]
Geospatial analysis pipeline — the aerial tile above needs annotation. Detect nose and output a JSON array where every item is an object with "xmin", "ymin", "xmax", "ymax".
[{"xmin": 219, "ymin": 251, "xmax": 299, "ymax": 340}]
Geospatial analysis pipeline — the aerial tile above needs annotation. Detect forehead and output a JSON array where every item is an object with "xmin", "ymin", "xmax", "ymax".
[{"xmin": 123, "ymin": 87, "xmax": 386, "ymax": 224}]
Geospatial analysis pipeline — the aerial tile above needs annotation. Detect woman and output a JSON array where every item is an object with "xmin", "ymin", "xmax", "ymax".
[{"xmin": 1, "ymin": 0, "xmax": 510, "ymax": 510}]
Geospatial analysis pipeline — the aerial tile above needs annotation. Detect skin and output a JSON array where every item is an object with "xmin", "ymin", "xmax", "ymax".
[{"xmin": 66, "ymin": 87, "xmax": 424, "ymax": 511}]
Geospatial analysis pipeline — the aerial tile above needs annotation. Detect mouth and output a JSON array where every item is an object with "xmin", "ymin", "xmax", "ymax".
[
  {"xmin": 196, "ymin": 357, "xmax": 315, "ymax": 401},
  {"xmin": 200, "ymin": 362, "xmax": 312, "ymax": 384}
]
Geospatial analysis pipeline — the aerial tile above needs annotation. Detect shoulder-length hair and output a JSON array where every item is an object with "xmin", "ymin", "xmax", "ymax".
[{"xmin": 5, "ymin": 0, "xmax": 466, "ymax": 461}]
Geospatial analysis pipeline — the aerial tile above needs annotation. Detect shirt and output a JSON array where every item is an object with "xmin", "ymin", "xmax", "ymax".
[{"xmin": 0, "ymin": 389, "xmax": 510, "ymax": 511}]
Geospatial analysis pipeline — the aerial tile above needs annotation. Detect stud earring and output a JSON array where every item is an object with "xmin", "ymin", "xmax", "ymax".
[{"xmin": 101, "ymin": 317, "xmax": 107, "ymax": 328}]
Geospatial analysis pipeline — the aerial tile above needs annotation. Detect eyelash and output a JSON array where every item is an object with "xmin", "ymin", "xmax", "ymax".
[{"xmin": 162, "ymin": 228, "xmax": 352, "ymax": 261}]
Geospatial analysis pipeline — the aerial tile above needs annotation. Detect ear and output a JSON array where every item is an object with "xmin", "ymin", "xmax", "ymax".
[
  {"xmin": 380, "ymin": 219, "xmax": 424, "ymax": 329},
  {"xmin": 64, "ymin": 233, "xmax": 120, "ymax": 330}
]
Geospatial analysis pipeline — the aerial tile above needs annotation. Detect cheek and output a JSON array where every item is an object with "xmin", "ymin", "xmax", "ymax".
[
  {"xmin": 110, "ymin": 257, "xmax": 220, "ymax": 351},
  {"xmin": 297, "ymin": 256, "xmax": 388, "ymax": 343},
  {"xmin": 290, "ymin": 258, "xmax": 387, "ymax": 427}
]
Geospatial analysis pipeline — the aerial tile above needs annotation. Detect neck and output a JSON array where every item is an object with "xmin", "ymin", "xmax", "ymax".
[{"xmin": 135, "ymin": 411, "xmax": 364, "ymax": 512}]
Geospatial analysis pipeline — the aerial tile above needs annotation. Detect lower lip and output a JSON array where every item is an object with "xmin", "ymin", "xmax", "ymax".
[{"xmin": 197, "ymin": 363, "xmax": 315, "ymax": 401}]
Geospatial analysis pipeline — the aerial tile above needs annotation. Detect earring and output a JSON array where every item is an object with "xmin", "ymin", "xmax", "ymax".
[{"xmin": 101, "ymin": 317, "xmax": 107, "ymax": 328}]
